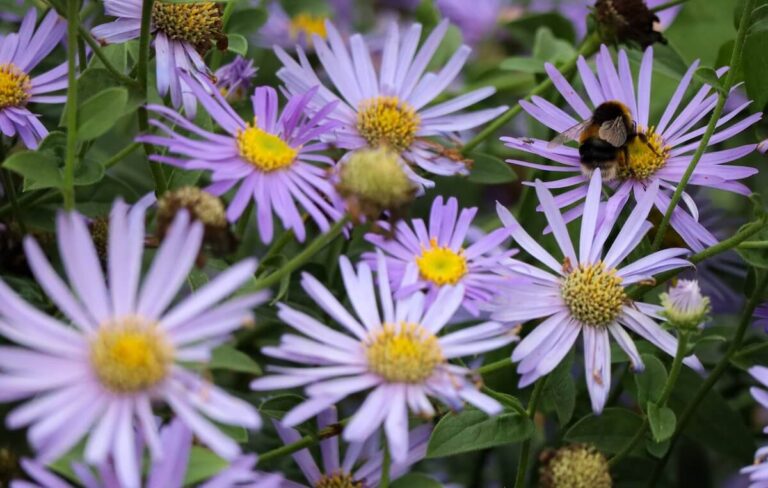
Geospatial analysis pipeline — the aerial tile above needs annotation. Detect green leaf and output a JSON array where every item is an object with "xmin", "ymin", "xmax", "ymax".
[
  {"xmin": 78, "ymin": 87, "xmax": 129, "ymax": 141},
  {"xmin": 227, "ymin": 33, "xmax": 248, "ymax": 56},
  {"xmin": 427, "ymin": 407, "xmax": 533, "ymax": 458},
  {"xmin": 3, "ymin": 150, "xmax": 63, "ymax": 189},
  {"xmin": 564, "ymin": 408, "xmax": 644, "ymax": 455},
  {"xmin": 216, "ymin": 422, "xmax": 248, "ymax": 442},
  {"xmin": 647, "ymin": 403, "xmax": 676, "ymax": 442},
  {"xmin": 540, "ymin": 354, "xmax": 576, "ymax": 425},
  {"xmin": 668, "ymin": 368, "xmax": 755, "ymax": 461},
  {"xmin": 740, "ymin": 25, "xmax": 768, "ymax": 111},
  {"xmin": 500, "ymin": 56, "xmax": 546, "ymax": 74},
  {"xmin": 645, "ymin": 438, "xmax": 670, "ymax": 458},
  {"xmin": 635, "ymin": 354, "xmax": 668, "ymax": 407},
  {"xmin": 391, "ymin": 473, "xmax": 444, "ymax": 488},
  {"xmin": 467, "ymin": 153, "xmax": 517, "ymax": 184},
  {"xmin": 504, "ymin": 12, "xmax": 577, "ymax": 45},
  {"xmin": 228, "ymin": 8, "xmax": 268, "ymax": 36},
  {"xmin": 694, "ymin": 66, "xmax": 726, "ymax": 94},
  {"xmin": 259, "ymin": 394, "xmax": 305, "ymax": 420},
  {"xmin": 532, "ymin": 27, "xmax": 576, "ymax": 66},
  {"xmin": 209, "ymin": 344, "xmax": 262, "ymax": 375},
  {"xmin": 183, "ymin": 446, "xmax": 227, "ymax": 485}
]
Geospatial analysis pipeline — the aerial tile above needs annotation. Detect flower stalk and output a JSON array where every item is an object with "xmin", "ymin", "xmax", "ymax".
[
  {"xmin": 514, "ymin": 376, "xmax": 548, "ymax": 488},
  {"xmin": 62, "ymin": 0, "xmax": 79, "ymax": 210}
]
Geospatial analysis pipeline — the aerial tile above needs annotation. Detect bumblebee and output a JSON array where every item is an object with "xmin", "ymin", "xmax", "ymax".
[{"xmin": 548, "ymin": 100, "xmax": 659, "ymax": 181}]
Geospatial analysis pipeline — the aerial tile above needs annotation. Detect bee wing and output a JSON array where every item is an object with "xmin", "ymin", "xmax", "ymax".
[
  {"xmin": 547, "ymin": 119, "xmax": 592, "ymax": 148},
  {"xmin": 598, "ymin": 116, "xmax": 628, "ymax": 147}
]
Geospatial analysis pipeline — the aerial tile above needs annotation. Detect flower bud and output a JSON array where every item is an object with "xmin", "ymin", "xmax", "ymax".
[
  {"xmin": 594, "ymin": 0, "xmax": 666, "ymax": 48},
  {"xmin": 336, "ymin": 147, "xmax": 417, "ymax": 222},
  {"xmin": 660, "ymin": 279, "xmax": 711, "ymax": 330},
  {"xmin": 539, "ymin": 444, "xmax": 612, "ymax": 488},
  {"xmin": 157, "ymin": 186, "xmax": 235, "ymax": 255}
]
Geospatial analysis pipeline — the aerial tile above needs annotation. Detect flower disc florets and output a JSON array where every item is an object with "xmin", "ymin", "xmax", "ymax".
[
  {"xmin": 416, "ymin": 239, "xmax": 468, "ymax": 286},
  {"xmin": 151, "ymin": 1, "xmax": 226, "ymax": 53},
  {"xmin": 0, "ymin": 63, "xmax": 31, "ymax": 109},
  {"xmin": 315, "ymin": 471, "xmax": 363, "ymax": 488},
  {"xmin": 616, "ymin": 128, "xmax": 669, "ymax": 181},
  {"xmin": 236, "ymin": 123, "xmax": 297, "ymax": 172},
  {"xmin": 357, "ymin": 96, "xmax": 420, "ymax": 152},
  {"xmin": 289, "ymin": 13, "xmax": 328, "ymax": 43},
  {"xmin": 90, "ymin": 316, "xmax": 174, "ymax": 393},
  {"xmin": 539, "ymin": 444, "xmax": 612, "ymax": 488},
  {"xmin": 561, "ymin": 262, "xmax": 626, "ymax": 327},
  {"xmin": 366, "ymin": 322, "xmax": 443, "ymax": 383}
]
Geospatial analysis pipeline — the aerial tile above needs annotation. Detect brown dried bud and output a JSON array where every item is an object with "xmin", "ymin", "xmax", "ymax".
[
  {"xmin": 539, "ymin": 444, "xmax": 612, "ymax": 488},
  {"xmin": 594, "ymin": 0, "xmax": 666, "ymax": 48}
]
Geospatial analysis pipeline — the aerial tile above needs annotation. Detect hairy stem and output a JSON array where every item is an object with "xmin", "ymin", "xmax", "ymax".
[
  {"xmin": 648, "ymin": 271, "xmax": 768, "ymax": 484},
  {"xmin": 514, "ymin": 376, "xmax": 547, "ymax": 488},
  {"xmin": 62, "ymin": 0, "xmax": 79, "ymax": 210},
  {"xmin": 650, "ymin": 0, "xmax": 755, "ymax": 251},
  {"xmin": 256, "ymin": 420, "xmax": 347, "ymax": 465},
  {"xmin": 380, "ymin": 442, "xmax": 391, "ymax": 488}
]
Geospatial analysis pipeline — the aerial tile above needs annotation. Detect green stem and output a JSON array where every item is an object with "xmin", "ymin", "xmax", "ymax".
[
  {"xmin": 608, "ymin": 331, "xmax": 690, "ymax": 467},
  {"xmin": 380, "ymin": 442, "xmax": 391, "ymax": 488},
  {"xmin": 62, "ymin": 0, "xmax": 79, "ymax": 210},
  {"xmin": 0, "ymin": 170, "xmax": 26, "ymax": 234},
  {"xmin": 477, "ymin": 357, "xmax": 513, "ymax": 376},
  {"xmin": 256, "ymin": 420, "xmax": 348, "ymax": 465},
  {"xmin": 514, "ymin": 376, "xmax": 547, "ymax": 488},
  {"xmin": 648, "ymin": 271, "xmax": 768, "ymax": 485},
  {"xmin": 650, "ymin": 0, "xmax": 754, "ymax": 251},
  {"xmin": 461, "ymin": 33, "xmax": 601, "ymax": 155},
  {"xmin": 739, "ymin": 241, "xmax": 768, "ymax": 249},
  {"xmin": 245, "ymin": 218, "xmax": 348, "ymax": 293},
  {"xmin": 104, "ymin": 142, "xmax": 141, "ymax": 169},
  {"xmin": 137, "ymin": 0, "xmax": 168, "ymax": 196}
]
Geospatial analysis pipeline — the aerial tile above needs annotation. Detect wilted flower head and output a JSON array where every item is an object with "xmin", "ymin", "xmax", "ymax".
[
  {"xmin": 660, "ymin": 279, "xmax": 711, "ymax": 330},
  {"xmin": 594, "ymin": 0, "xmax": 666, "ymax": 47},
  {"xmin": 336, "ymin": 146, "xmax": 418, "ymax": 222},
  {"xmin": 215, "ymin": 55, "xmax": 257, "ymax": 101},
  {"xmin": 276, "ymin": 20, "xmax": 508, "ymax": 187},
  {"xmin": 0, "ymin": 9, "xmax": 68, "ymax": 149},
  {"xmin": 0, "ymin": 200, "xmax": 266, "ymax": 488},
  {"xmin": 539, "ymin": 444, "xmax": 612, "ymax": 488}
]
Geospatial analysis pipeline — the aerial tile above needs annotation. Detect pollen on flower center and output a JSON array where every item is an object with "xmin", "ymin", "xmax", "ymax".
[
  {"xmin": 90, "ymin": 316, "xmax": 173, "ymax": 393},
  {"xmin": 416, "ymin": 238, "xmax": 468, "ymax": 286},
  {"xmin": 289, "ymin": 13, "xmax": 328, "ymax": 42},
  {"xmin": 617, "ymin": 127, "xmax": 669, "ymax": 181},
  {"xmin": 561, "ymin": 262, "xmax": 625, "ymax": 327},
  {"xmin": 0, "ymin": 64, "xmax": 31, "ymax": 110},
  {"xmin": 151, "ymin": 1, "xmax": 225, "ymax": 53},
  {"xmin": 366, "ymin": 322, "xmax": 443, "ymax": 383},
  {"xmin": 314, "ymin": 471, "xmax": 363, "ymax": 488},
  {"xmin": 357, "ymin": 96, "xmax": 420, "ymax": 152},
  {"xmin": 236, "ymin": 123, "xmax": 297, "ymax": 172}
]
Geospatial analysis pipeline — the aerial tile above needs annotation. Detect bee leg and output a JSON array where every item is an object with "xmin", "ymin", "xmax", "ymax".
[{"xmin": 638, "ymin": 132, "xmax": 662, "ymax": 156}]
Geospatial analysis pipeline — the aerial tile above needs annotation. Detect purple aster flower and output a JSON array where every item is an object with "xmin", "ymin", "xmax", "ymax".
[
  {"xmin": 0, "ymin": 9, "xmax": 67, "ymax": 149},
  {"xmin": 742, "ymin": 446, "xmax": 768, "ymax": 488},
  {"xmin": 251, "ymin": 252, "xmax": 518, "ymax": 462},
  {"xmin": 138, "ymin": 77, "xmax": 342, "ymax": 243},
  {"xmin": 491, "ymin": 170, "xmax": 702, "ymax": 413},
  {"xmin": 214, "ymin": 55, "xmax": 257, "ymax": 102},
  {"xmin": 436, "ymin": 0, "xmax": 504, "ymax": 45},
  {"xmin": 256, "ymin": 0, "xmax": 353, "ymax": 51},
  {"xmin": 12, "ymin": 419, "xmax": 283, "ymax": 488},
  {"xmin": 0, "ymin": 200, "xmax": 266, "ymax": 488},
  {"xmin": 273, "ymin": 408, "xmax": 428, "ymax": 487},
  {"xmin": 502, "ymin": 45, "xmax": 762, "ymax": 251},
  {"xmin": 92, "ymin": 0, "xmax": 226, "ymax": 116},
  {"xmin": 364, "ymin": 196, "xmax": 515, "ymax": 316},
  {"xmin": 275, "ymin": 20, "xmax": 509, "ymax": 187}
]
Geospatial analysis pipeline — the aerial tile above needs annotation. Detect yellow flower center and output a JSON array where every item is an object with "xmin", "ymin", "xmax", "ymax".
[
  {"xmin": 617, "ymin": 127, "xmax": 670, "ymax": 181},
  {"xmin": 366, "ymin": 322, "xmax": 443, "ymax": 383},
  {"xmin": 540, "ymin": 444, "xmax": 612, "ymax": 488},
  {"xmin": 290, "ymin": 13, "xmax": 328, "ymax": 43},
  {"xmin": 151, "ymin": 1, "xmax": 225, "ymax": 53},
  {"xmin": 357, "ymin": 96, "xmax": 420, "ymax": 152},
  {"xmin": 90, "ymin": 317, "xmax": 173, "ymax": 393},
  {"xmin": 416, "ymin": 238, "xmax": 468, "ymax": 286},
  {"xmin": 0, "ymin": 64, "xmax": 31, "ymax": 110},
  {"xmin": 236, "ymin": 122, "xmax": 297, "ymax": 172},
  {"xmin": 561, "ymin": 262, "xmax": 625, "ymax": 327},
  {"xmin": 315, "ymin": 471, "xmax": 363, "ymax": 488}
]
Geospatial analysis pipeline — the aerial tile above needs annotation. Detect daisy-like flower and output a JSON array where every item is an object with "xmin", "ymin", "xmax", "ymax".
[
  {"xmin": 251, "ymin": 252, "xmax": 518, "ymax": 461},
  {"xmin": 0, "ymin": 9, "xmax": 67, "ymax": 149},
  {"xmin": 139, "ymin": 77, "xmax": 342, "ymax": 243},
  {"xmin": 273, "ymin": 408, "xmax": 428, "ymax": 487},
  {"xmin": 215, "ymin": 55, "xmax": 258, "ymax": 102},
  {"xmin": 275, "ymin": 20, "xmax": 509, "ymax": 187},
  {"xmin": 491, "ymin": 170, "xmax": 702, "ymax": 413},
  {"xmin": 256, "ymin": 0, "xmax": 352, "ymax": 51},
  {"xmin": 364, "ymin": 195, "xmax": 515, "ymax": 315},
  {"xmin": 12, "ymin": 419, "xmax": 283, "ymax": 488},
  {"xmin": 0, "ymin": 200, "xmax": 266, "ymax": 488},
  {"xmin": 92, "ymin": 0, "xmax": 226, "ymax": 116},
  {"xmin": 502, "ymin": 45, "xmax": 762, "ymax": 251}
]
